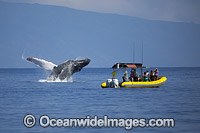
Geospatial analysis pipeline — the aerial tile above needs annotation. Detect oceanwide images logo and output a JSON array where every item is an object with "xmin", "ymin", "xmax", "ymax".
[{"xmin": 23, "ymin": 114, "xmax": 175, "ymax": 130}]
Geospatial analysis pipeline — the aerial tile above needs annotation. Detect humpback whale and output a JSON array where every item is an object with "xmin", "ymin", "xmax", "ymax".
[{"xmin": 26, "ymin": 57, "xmax": 90, "ymax": 81}]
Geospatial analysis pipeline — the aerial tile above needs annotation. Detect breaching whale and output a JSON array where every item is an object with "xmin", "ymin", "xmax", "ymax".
[{"xmin": 26, "ymin": 57, "xmax": 91, "ymax": 81}]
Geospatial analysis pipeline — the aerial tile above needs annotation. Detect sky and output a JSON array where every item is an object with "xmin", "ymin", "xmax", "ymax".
[
  {"xmin": 0, "ymin": 0, "xmax": 200, "ymax": 68},
  {"xmin": 1, "ymin": 0, "xmax": 200, "ymax": 24}
]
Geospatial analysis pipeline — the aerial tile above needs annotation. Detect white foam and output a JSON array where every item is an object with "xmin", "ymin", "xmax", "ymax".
[{"xmin": 38, "ymin": 77, "xmax": 73, "ymax": 83}]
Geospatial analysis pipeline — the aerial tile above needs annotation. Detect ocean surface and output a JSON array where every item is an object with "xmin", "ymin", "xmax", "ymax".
[{"xmin": 0, "ymin": 67, "xmax": 200, "ymax": 133}]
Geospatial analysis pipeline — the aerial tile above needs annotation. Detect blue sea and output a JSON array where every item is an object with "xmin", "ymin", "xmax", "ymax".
[{"xmin": 0, "ymin": 67, "xmax": 200, "ymax": 133}]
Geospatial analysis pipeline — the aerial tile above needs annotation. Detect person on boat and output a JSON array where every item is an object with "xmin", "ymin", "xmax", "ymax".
[
  {"xmin": 129, "ymin": 69, "xmax": 136, "ymax": 81},
  {"xmin": 154, "ymin": 68, "xmax": 159, "ymax": 80},
  {"xmin": 122, "ymin": 73, "xmax": 129, "ymax": 82},
  {"xmin": 143, "ymin": 72, "xmax": 149, "ymax": 81},
  {"xmin": 112, "ymin": 71, "xmax": 116, "ymax": 79},
  {"xmin": 150, "ymin": 70, "xmax": 155, "ymax": 81},
  {"xmin": 146, "ymin": 70, "xmax": 150, "ymax": 80},
  {"xmin": 134, "ymin": 72, "xmax": 138, "ymax": 81}
]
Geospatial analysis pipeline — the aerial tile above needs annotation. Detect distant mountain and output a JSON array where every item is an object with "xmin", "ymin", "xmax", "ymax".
[{"xmin": 0, "ymin": 1, "xmax": 200, "ymax": 68}]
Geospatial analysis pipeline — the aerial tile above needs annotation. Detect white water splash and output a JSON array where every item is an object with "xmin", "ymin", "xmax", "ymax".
[{"xmin": 38, "ymin": 76, "xmax": 73, "ymax": 82}]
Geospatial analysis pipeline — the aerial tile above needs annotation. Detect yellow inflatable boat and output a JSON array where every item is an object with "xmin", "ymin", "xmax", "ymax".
[
  {"xmin": 101, "ymin": 63, "xmax": 167, "ymax": 88},
  {"xmin": 101, "ymin": 77, "xmax": 167, "ymax": 88}
]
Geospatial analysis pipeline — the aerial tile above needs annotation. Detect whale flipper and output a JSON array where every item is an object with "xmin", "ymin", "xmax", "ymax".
[{"xmin": 26, "ymin": 57, "xmax": 57, "ymax": 70}]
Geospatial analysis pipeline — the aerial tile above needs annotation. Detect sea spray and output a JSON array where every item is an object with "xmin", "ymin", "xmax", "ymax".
[{"xmin": 38, "ymin": 76, "xmax": 73, "ymax": 82}]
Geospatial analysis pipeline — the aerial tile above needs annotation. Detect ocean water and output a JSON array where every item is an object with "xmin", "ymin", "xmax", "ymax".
[{"xmin": 0, "ymin": 67, "xmax": 200, "ymax": 133}]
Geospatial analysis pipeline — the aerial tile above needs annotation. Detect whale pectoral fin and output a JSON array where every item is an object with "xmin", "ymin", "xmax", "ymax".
[{"xmin": 26, "ymin": 57, "xmax": 57, "ymax": 70}]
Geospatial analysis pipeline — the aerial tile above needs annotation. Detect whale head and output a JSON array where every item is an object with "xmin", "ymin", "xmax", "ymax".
[{"xmin": 73, "ymin": 58, "xmax": 91, "ymax": 71}]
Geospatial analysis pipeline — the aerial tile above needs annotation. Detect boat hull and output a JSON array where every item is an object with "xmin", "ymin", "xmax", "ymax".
[{"xmin": 101, "ymin": 77, "xmax": 167, "ymax": 88}]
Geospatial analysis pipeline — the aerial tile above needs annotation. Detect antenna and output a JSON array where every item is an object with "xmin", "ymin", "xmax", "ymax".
[
  {"xmin": 142, "ymin": 41, "xmax": 143, "ymax": 64},
  {"xmin": 141, "ymin": 41, "xmax": 144, "ymax": 78},
  {"xmin": 133, "ymin": 42, "xmax": 135, "ymax": 63}
]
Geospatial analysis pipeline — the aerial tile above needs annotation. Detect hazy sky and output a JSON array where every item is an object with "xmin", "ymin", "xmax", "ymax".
[
  {"xmin": 0, "ymin": 0, "xmax": 200, "ymax": 68},
  {"xmin": 2, "ymin": 0, "xmax": 200, "ymax": 24}
]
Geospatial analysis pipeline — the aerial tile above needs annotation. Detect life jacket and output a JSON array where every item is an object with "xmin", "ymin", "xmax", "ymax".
[
  {"xmin": 112, "ymin": 71, "xmax": 116, "ymax": 77},
  {"xmin": 144, "ymin": 76, "xmax": 148, "ymax": 81}
]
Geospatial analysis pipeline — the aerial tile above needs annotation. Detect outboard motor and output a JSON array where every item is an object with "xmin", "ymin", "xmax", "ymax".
[
  {"xmin": 106, "ymin": 79, "xmax": 112, "ymax": 87},
  {"xmin": 106, "ymin": 79, "xmax": 119, "ymax": 88}
]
